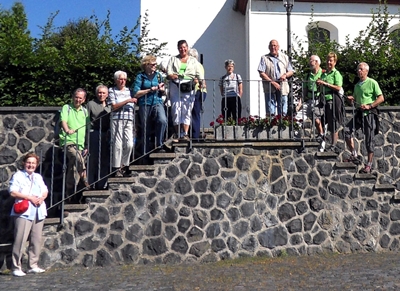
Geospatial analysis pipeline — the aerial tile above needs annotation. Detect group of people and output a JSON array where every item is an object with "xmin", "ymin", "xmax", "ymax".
[
  {"xmin": 8, "ymin": 38, "xmax": 385, "ymax": 277},
  {"xmin": 258, "ymin": 39, "xmax": 383, "ymax": 174}
]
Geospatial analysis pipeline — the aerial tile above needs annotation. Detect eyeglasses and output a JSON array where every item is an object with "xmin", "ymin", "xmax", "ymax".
[
  {"xmin": 118, "ymin": 78, "xmax": 127, "ymax": 81},
  {"xmin": 150, "ymin": 63, "xmax": 157, "ymax": 66}
]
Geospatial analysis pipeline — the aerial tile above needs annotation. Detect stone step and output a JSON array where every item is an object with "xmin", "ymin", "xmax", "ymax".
[
  {"xmin": 64, "ymin": 204, "xmax": 88, "ymax": 212},
  {"xmin": 81, "ymin": 190, "xmax": 111, "ymax": 203},
  {"xmin": 108, "ymin": 177, "xmax": 136, "ymax": 184},
  {"xmin": 44, "ymin": 217, "xmax": 61, "ymax": 225},
  {"xmin": 335, "ymin": 162, "xmax": 358, "ymax": 169},
  {"xmin": 374, "ymin": 183, "xmax": 396, "ymax": 192},
  {"xmin": 354, "ymin": 173, "xmax": 377, "ymax": 181},
  {"xmin": 316, "ymin": 151, "xmax": 338, "ymax": 159},
  {"xmin": 129, "ymin": 165, "xmax": 156, "ymax": 172}
]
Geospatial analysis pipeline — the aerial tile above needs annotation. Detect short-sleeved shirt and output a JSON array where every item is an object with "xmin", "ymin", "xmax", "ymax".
[
  {"xmin": 219, "ymin": 73, "xmax": 243, "ymax": 98},
  {"xmin": 131, "ymin": 72, "xmax": 164, "ymax": 106},
  {"xmin": 305, "ymin": 68, "xmax": 323, "ymax": 99},
  {"xmin": 108, "ymin": 87, "xmax": 134, "ymax": 120},
  {"xmin": 354, "ymin": 77, "xmax": 382, "ymax": 115},
  {"xmin": 320, "ymin": 68, "xmax": 343, "ymax": 101},
  {"xmin": 9, "ymin": 170, "xmax": 48, "ymax": 220},
  {"xmin": 59, "ymin": 104, "xmax": 88, "ymax": 149}
]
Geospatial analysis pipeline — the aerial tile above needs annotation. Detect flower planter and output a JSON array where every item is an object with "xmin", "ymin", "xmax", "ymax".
[
  {"xmin": 215, "ymin": 126, "xmax": 297, "ymax": 141},
  {"xmin": 215, "ymin": 126, "xmax": 246, "ymax": 141}
]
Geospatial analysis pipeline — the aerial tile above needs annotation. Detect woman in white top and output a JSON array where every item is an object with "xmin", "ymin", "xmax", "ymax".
[{"xmin": 9, "ymin": 152, "xmax": 48, "ymax": 277}]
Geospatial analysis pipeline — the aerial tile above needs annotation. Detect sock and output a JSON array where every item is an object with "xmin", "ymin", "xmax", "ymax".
[
  {"xmin": 367, "ymin": 162, "xmax": 372, "ymax": 167},
  {"xmin": 352, "ymin": 151, "xmax": 357, "ymax": 157}
]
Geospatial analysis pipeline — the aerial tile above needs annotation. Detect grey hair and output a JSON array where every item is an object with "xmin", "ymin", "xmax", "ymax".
[
  {"xmin": 73, "ymin": 88, "xmax": 87, "ymax": 98},
  {"xmin": 225, "ymin": 59, "xmax": 235, "ymax": 67},
  {"xmin": 189, "ymin": 48, "xmax": 199, "ymax": 60},
  {"xmin": 114, "ymin": 70, "xmax": 127, "ymax": 80},
  {"xmin": 358, "ymin": 62, "xmax": 369, "ymax": 72},
  {"xmin": 310, "ymin": 55, "xmax": 321, "ymax": 65},
  {"xmin": 95, "ymin": 84, "xmax": 108, "ymax": 94}
]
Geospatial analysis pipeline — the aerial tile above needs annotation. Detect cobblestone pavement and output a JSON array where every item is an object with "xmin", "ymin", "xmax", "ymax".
[{"xmin": 1, "ymin": 252, "xmax": 400, "ymax": 291}]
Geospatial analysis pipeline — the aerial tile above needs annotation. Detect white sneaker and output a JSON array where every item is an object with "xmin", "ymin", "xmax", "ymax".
[
  {"xmin": 27, "ymin": 267, "xmax": 45, "ymax": 274},
  {"xmin": 12, "ymin": 270, "xmax": 26, "ymax": 277},
  {"xmin": 319, "ymin": 140, "xmax": 326, "ymax": 152}
]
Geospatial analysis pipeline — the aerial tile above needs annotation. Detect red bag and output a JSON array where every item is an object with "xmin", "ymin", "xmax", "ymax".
[{"xmin": 14, "ymin": 199, "xmax": 29, "ymax": 214}]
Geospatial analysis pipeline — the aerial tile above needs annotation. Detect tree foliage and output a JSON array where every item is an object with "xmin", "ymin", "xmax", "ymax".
[
  {"xmin": 291, "ymin": 2, "xmax": 400, "ymax": 105},
  {"xmin": 0, "ymin": 3, "xmax": 167, "ymax": 106}
]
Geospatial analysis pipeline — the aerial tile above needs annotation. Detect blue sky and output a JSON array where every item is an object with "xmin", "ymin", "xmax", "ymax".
[{"xmin": 0, "ymin": 0, "xmax": 141, "ymax": 38}]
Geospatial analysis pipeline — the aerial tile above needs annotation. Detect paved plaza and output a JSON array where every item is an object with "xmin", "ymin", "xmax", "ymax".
[{"xmin": 1, "ymin": 252, "xmax": 400, "ymax": 290}]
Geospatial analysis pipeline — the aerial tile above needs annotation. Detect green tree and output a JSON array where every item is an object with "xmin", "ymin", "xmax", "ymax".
[{"xmin": 0, "ymin": 3, "xmax": 167, "ymax": 106}]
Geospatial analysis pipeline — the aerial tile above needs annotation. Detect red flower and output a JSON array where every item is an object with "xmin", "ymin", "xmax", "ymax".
[{"xmin": 210, "ymin": 121, "xmax": 215, "ymax": 126}]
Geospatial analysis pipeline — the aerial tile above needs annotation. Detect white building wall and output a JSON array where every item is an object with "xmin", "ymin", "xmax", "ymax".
[{"xmin": 141, "ymin": 0, "xmax": 400, "ymax": 120}]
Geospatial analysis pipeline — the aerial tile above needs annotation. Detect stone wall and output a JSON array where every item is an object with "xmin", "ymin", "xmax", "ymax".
[{"xmin": 1, "ymin": 107, "xmax": 400, "ymax": 269}]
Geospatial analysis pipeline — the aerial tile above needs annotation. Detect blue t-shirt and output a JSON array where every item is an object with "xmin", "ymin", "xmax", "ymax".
[{"xmin": 131, "ymin": 72, "xmax": 164, "ymax": 106}]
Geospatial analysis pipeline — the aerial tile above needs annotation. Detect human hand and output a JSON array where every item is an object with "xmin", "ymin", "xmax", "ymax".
[
  {"xmin": 347, "ymin": 96, "xmax": 354, "ymax": 104},
  {"xmin": 272, "ymin": 81, "xmax": 280, "ymax": 91}
]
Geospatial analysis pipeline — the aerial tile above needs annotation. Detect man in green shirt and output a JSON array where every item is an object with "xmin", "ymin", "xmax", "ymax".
[
  {"xmin": 59, "ymin": 88, "xmax": 90, "ymax": 197},
  {"xmin": 298, "ymin": 55, "xmax": 324, "ymax": 138},
  {"xmin": 344, "ymin": 62, "xmax": 384, "ymax": 173}
]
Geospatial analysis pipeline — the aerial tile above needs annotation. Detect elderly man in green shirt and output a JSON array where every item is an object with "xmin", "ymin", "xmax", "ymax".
[
  {"xmin": 59, "ymin": 88, "xmax": 90, "ymax": 197},
  {"xmin": 344, "ymin": 62, "xmax": 384, "ymax": 174}
]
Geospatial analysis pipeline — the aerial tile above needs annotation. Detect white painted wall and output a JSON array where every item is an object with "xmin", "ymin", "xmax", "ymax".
[{"xmin": 141, "ymin": 0, "xmax": 400, "ymax": 121}]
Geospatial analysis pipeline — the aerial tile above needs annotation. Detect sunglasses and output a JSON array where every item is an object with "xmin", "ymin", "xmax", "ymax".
[{"xmin": 150, "ymin": 63, "xmax": 157, "ymax": 66}]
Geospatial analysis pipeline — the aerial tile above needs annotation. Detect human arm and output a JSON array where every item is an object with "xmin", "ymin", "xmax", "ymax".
[
  {"xmin": 109, "ymin": 88, "xmax": 136, "ymax": 111},
  {"xmin": 9, "ymin": 173, "xmax": 48, "ymax": 206},
  {"xmin": 360, "ymin": 94, "xmax": 384, "ymax": 111},
  {"xmin": 259, "ymin": 71, "xmax": 280, "ymax": 90}
]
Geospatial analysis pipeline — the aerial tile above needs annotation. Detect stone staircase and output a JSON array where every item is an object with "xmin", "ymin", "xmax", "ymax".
[{"xmin": 44, "ymin": 136, "xmax": 399, "ymax": 225}]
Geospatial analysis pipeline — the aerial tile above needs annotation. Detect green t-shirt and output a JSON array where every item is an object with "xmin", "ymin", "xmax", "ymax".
[
  {"xmin": 305, "ymin": 68, "xmax": 323, "ymax": 99},
  {"xmin": 321, "ymin": 68, "xmax": 343, "ymax": 101},
  {"xmin": 354, "ymin": 77, "xmax": 382, "ymax": 115},
  {"xmin": 59, "ymin": 104, "xmax": 89, "ymax": 150}
]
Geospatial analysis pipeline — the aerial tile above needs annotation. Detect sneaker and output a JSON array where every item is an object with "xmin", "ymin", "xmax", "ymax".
[
  {"xmin": 319, "ymin": 140, "xmax": 326, "ymax": 152},
  {"xmin": 27, "ymin": 267, "xmax": 45, "ymax": 274},
  {"xmin": 359, "ymin": 165, "xmax": 371, "ymax": 174},
  {"xmin": 12, "ymin": 270, "xmax": 26, "ymax": 277}
]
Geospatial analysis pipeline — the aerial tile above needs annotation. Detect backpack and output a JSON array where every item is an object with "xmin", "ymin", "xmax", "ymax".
[{"xmin": 53, "ymin": 105, "xmax": 88, "ymax": 145}]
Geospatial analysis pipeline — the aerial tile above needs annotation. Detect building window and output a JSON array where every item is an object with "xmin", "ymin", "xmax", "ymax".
[
  {"xmin": 308, "ymin": 27, "xmax": 331, "ymax": 45},
  {"xmin": 390, "ymin": 29, "xmax": 400, "ymax": 47}
]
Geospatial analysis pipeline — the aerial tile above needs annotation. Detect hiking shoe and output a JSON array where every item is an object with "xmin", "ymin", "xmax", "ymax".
[
  {"xmin": 344, "ymin": 155, "xmax": 362, "ymax": 165},
  {"xmin": 359, "ymin": 165, "xmax": 371, "ymax": 174}
]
